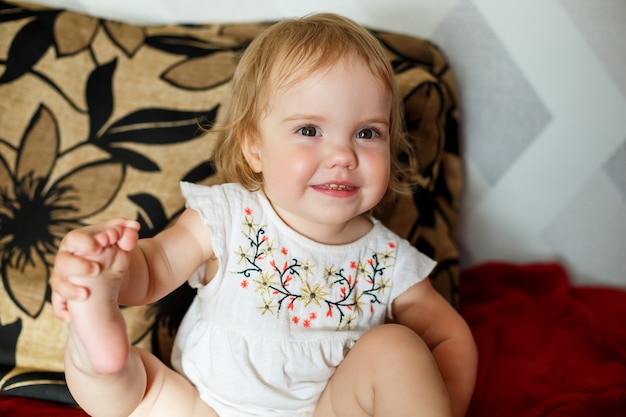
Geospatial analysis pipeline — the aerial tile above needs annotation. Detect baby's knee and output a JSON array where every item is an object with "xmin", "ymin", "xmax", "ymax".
[
  {"xmin": 319, "ymin": 324, "xmax": 446, "ymax": 416},
  {"xmin": 361, "ymin": 323, "xmax": 427, "ymax": 348},
  {"xmin": 357, "ymin": 324, "xmax": 431, "ymax": 363}
]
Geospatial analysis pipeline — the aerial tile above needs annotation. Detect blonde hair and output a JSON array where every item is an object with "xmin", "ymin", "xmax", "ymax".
[{"xmin": 213, "ymin": 13, "xmax": 419, "ymax": 196}]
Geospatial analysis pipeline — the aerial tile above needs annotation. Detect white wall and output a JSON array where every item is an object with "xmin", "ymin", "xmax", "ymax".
[{"xmin": 31, "ymin": 0, "xmax": 626, "ymax": 287}]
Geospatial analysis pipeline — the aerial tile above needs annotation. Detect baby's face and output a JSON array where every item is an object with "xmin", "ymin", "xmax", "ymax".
[{"xmin": 244, "ymin": 58, "xmax": 391, "ymax": 244}]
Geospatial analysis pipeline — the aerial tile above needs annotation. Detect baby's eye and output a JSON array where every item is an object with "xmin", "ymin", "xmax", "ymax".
[
  {"xmin": 356, "ymin": 128, "xmax": 379, "ymax": 140},
  {"xmin": 297, "ymin": 125, "xmax": 321, "ymax": 137}
]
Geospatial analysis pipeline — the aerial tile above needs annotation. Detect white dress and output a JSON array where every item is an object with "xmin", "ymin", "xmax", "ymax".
[{"xmin": 171, "ymin": 182, "xmax": 436, "ymax": 417}]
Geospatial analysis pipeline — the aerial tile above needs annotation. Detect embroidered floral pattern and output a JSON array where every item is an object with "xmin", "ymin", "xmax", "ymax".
[{"xmin": 233, "ymin": 208, "xmax": 396, "ymax": 330}]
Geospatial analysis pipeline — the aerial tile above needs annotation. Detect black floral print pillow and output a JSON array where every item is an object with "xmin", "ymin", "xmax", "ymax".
[{"xmin": 0, "ymin": 0, "xmax": 461, "ymax": 404}]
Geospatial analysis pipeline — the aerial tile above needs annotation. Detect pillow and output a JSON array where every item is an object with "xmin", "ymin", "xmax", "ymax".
[{"xmin": 0, "ymin": 0, "xmax": 462, "ymax": 404}]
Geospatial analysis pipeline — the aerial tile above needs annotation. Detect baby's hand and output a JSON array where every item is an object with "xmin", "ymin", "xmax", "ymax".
[{"xmin": 50, "ymin": 219, "xmax": 140, "ymax": 322}]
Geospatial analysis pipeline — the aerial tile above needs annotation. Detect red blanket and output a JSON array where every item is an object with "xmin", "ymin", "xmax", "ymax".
[
  {"xmin": 460, "ymin": 262, "xmax": 626, "ymax": 417},
  {"xmin": 0, "ymin": 395, "xmax": 87, "ymax": 416},
  {"xmin": 2, "ymin": 262, "xmax": 625, "ymax": 416}
]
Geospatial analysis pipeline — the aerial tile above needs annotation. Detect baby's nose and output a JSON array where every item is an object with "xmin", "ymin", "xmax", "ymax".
[{"xmin": 325, "ymin": 141, "xmax": 358, "ymax": 170}]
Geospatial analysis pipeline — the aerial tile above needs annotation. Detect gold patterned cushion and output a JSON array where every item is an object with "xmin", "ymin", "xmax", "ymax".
[{"xmin": 0, "ymin": 0, "xmax": 462, "ymax": 403}]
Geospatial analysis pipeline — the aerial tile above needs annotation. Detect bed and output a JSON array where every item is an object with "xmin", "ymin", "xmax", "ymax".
[{"xmin": 1, "ymin": 1, "xmax": 624, "ymax": 416}]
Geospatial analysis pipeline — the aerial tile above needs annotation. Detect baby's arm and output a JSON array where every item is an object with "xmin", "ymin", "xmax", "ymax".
[
  {"xmin": 51, "ymin": 209, "xmax": 213, "ymax": 370},
  {"xmin": 392, "ymin": 280, "xmax": 478, "ymax": 417},
  {"xmin": 51, "ymin": 211, "xmax": 215, "ymax": 416},
  {"xmin": 52, "ymin": 208, "xmax": 213, "ymax": 312},
  {"xmin": 117, "ymin": 208, "xmax": 214, "ymax": 306}
]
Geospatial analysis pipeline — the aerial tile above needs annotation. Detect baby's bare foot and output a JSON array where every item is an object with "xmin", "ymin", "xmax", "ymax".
[{"xmin": 63, "ymin": 222, "xmax": 139, "ymax": 375}]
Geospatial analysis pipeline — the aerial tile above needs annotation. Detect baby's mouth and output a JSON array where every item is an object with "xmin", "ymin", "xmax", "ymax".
[{"xmin": 318, "ymin": 183, "xmax": 355, "ymax": 191}]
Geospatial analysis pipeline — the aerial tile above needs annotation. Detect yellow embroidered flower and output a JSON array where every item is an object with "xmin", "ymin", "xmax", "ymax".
[
  {"xmin": 350, "ymin": 293, "xmax": 366, "ymax": 314},
  {"xmin": 375, "ymin": 248, "xmax": 396, "ymax": 266},
  {"xmin": 355, "ymin": 261, "xmax": 370, "ymax": 278},
  {"xmin": 254, "ymin": 271, "xmax": 278, "ymax": 295},
  {"xmin": 323, "ymin": 266, "xmax": 339, "ymax": 282},
  {"xmin": 258, "ymin": 298, "xmax": 277, "ymax": 316},
  {"xmin": 298, "ymin": 260, "xmax": 315, "ymax": 279},
  {"xmin": 241, "ymin": 216, "xmax": 258, "ymax": 236},
  {"xmin": 261, "ymin": 239, "xmax": 277, "ymax": 259},
  {"xmin": 234, "ymin": 245, "xmax": 252, "ymax": 264},
  {"xmin": 377, "ymin": 277, "xmax": 391, "ymax": 295},
  {"xmin": 340, "ymin": 314, "xmax": 356, "ymax": 330},
  {"xmin": 301, "ymin": 281, "xmax": 329, "ymax": 308}
]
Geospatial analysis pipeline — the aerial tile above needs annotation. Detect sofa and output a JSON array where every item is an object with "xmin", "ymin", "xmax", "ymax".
[{"xmin": 1, "ymin": 1, "xmax": 625, "ymax": 416}]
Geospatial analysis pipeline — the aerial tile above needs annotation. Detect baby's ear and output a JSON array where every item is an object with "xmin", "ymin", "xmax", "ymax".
[{"xmin": 242, "ymin": 134, "xmax": 263, "ymax": 173}]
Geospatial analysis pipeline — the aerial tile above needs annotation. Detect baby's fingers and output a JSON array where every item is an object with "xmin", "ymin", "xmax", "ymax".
[
  {"xmin": 51, "ymin": 291, "xmax": 72, "ymax": 322},
  {"xmin": 53, "ymin": 249, "xmax": 101, "ymax": 279},
  {"xmin": 60, "ymin": 228, "xmax": 106, "ymax": 258},
  {"xmin": 50, "ymin": 260, "xmax": 90, "ymax": 322},
  {"xmin": 51, "ymin": 271, "xmax": 89, "ymax": 302},
  {"xmin": 50, "ymin": 251, "xmax": 96, "ymax": 303}
]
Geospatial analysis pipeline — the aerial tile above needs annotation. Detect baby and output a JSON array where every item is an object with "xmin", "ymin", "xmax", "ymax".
[{"xmin": 51, "ymin": 12, "xmax": 477, "ymax": 417}]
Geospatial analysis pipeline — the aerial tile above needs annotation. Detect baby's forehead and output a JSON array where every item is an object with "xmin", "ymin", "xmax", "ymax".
[
  {"xmin": 256, "ymin": 61, "xmax": 392, "ymax": 128},
  {"xmin": 270, "ymin": 55, "xmax": 384, "ymax": 92}
]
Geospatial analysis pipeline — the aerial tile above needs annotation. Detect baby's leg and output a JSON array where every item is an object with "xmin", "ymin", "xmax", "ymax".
[
  {"xmin": 314, "ymin": 324, "xmax": 452, "ymax": 417},
  {"xmin": 66, "ymin": 346, "xmax": 217, "ymax": 417},
  {"xmin": 128, "ymin": 349, "xmax": 218, "ymax": 417},
  {"xmin": 63, "ymin": 244, "xmax": 146, "ymax": 417},
  {"xmin": 64, "ymin": 261, "xmax": 217, "ymax": 417}
]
